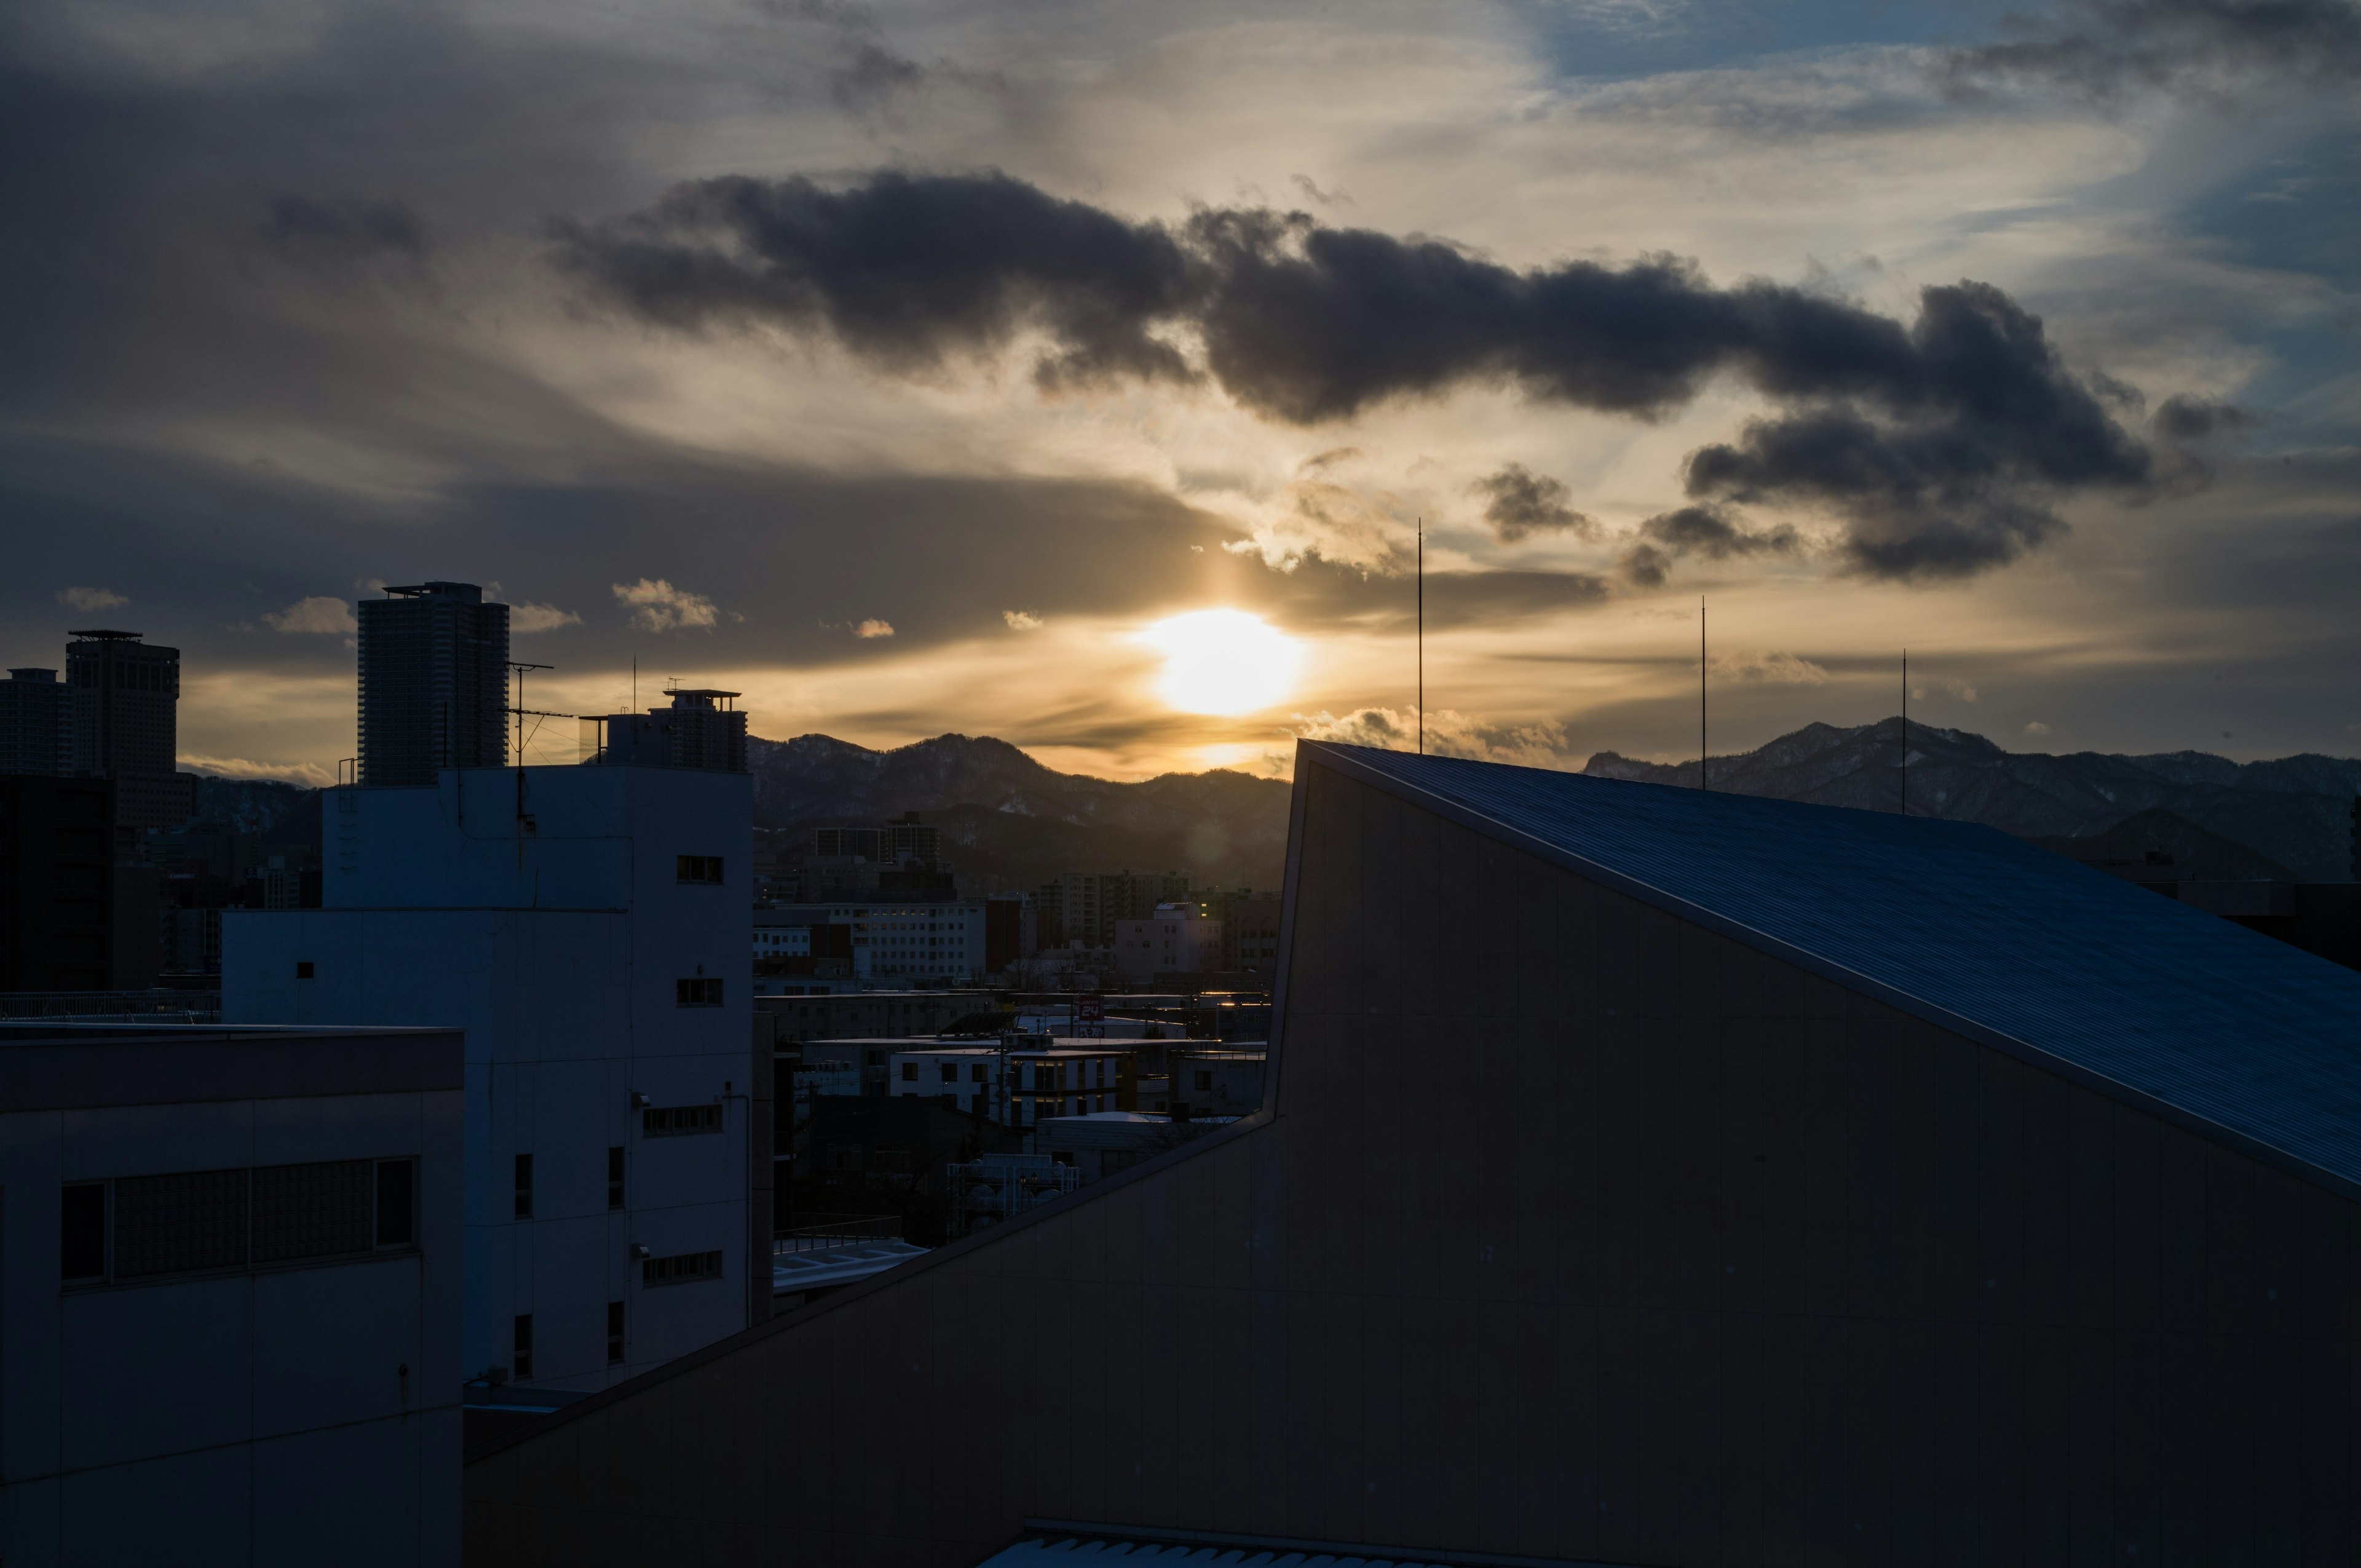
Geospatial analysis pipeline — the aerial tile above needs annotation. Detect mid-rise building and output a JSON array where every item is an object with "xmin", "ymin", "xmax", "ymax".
[
  {"xmin": 357, "ymin": 582, "xmax": 510, "ymax": 786},
  {"xmin": 1045, "ymin": 870, "xmax": 1188, "ymax": 949},
  {"xmin": 1112, "ymin": 902, "xmax": 1224, "ymax": 982},
  {"xmin": 590, "ymin": 689, "xmax": 748, "ymax": 773},
  {"xmin": 1166, "ymin": 1048, "xmax": 1267, "ymax": 1118},
  {"xmin": 223, "ymin": 762, "xmax": 764, "ymax": 1393},
  {"xmin": 761, "ymin": 900, "xmax": 988, "ymax": 983},
  {"xmin": 0, "ymin": 667, "xmax": 69, "ymax": 777},
  {"xmin": 0, "ymin": 776, "xmax": 115, "ymax": 991},
  {"xmin": 66, "ymin": 629, "xmax": 190, "ymax": 828},
  {"xmin": 1, "ymin": 1021, "xmax": 463, "ymax": 1564}
]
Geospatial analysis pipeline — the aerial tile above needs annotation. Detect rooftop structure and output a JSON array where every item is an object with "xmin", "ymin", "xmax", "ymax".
[
  {"xmin": 589, "ymin": 688, "xmax": 748, "ymax": 774},
  {"xmin": 0, "ymin": 667, "xmax": 69, "ymax": 777}
]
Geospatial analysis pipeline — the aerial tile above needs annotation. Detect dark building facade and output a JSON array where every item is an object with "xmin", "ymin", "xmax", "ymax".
[
  {"xmin": 591, "ymin": 689, "xmax": 748, "ymax": 772},
  {"xmin": 357, "ymin": 582, "xmax": 510, "ymax": 786},
  {"xmin": 470, "ymin": 743, "xmax": 2361, "ymax": 1566},
  {"xmin": 65, "ymin": 631, "xmax": 189, "ymax": 829},
  {"xmin": 0, "ymin": 776, "xmax": 115, "ymax": 991},
  {"xmin": 0, "ymin": 668, "xmax": 70, "ymax": 777}
]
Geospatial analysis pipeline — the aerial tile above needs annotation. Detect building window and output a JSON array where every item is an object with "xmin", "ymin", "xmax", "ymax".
[
  {"xmin": 253, "ymin": 1160, "xmax": 375, "ymax": 1262},
  {"xmin": 376, "ymin": 1159, "xmax": 416, "ymax": 1246},
  {"xmin": 643, "ymin": 1104, "xmax": 722, "ymax": 1137},
  {"xmin": 295, "ymin": 960, "xmax": 315, "ymax": 979},
  {"xmin": 642, "ymin": 1249, "xmax": 724, "ymax": 1287},
  {"xmin": 513, "ymin": 1314, "xmax": 534, "ymax": 1380},
  {"xmin": 513, "ymin": 1153, "xmax": 533, "ymax": 1218},
  {"xmin": 607, "ymin": 1146, "xmax": 625, "ymax": 1209},
  {"xmin": 900, "ymin": 1063, "xmax": 918, "ymax": 1082},
  {"xmin": 676, "ymin": 977, "xmax": 724, "ymax": 1007},
  {"xmin": 939, "ymin": 1063, "xmax": 959, "ymax": 1083},
  {"xmin": 676, "ymin": 855, "xmax": 724, "ymax": 884},
  {"xmin": 60, "ymin": 1183, "xmax": 106, "ymax": 1280},
  {"xmin": 115, "ymin": 1168, "xmax": 249, "ymax": 1278},
  {"xmin": 607, "ymin": 1301, "xmax": 626, "ymax": 1364},
  {"xmin": 1195, "ymin": 1071, "xmax": 1213, "ymax": 1091},
  {"xmin": 970, "ymin": 1065, "xmax": 988, "ymax": 1082}
]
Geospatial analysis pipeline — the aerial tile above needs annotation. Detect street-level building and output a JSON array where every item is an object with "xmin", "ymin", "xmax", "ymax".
[
  {"xmin": 223, "ymin": 762, "xmax": 765, "ymax": 1395},
  {"xmin": 2, "ymin": 1022, "xmax": 462, "ymax": 1566}
]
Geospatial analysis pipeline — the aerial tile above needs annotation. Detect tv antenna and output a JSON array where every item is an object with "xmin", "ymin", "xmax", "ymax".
[
  {"xmin": 1416, "ymin": 517, "xmax": 1424, "ymax": 756},
  {"xmin": 1699, "ymin": 596, "xmax": 1707, "ymax": 791},
  {"xmin": 1900, "ymin": 649, "xmax": 1908, "ymax": 816},
  {"xmin": 507, "ymin": 662, "xmax": 554, "ymax": 767}
]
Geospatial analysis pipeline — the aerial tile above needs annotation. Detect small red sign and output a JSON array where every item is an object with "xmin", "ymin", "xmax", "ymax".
[{"xmin": 1077, "ymin": 994, "xmax": 1104, "ymax": 1023}]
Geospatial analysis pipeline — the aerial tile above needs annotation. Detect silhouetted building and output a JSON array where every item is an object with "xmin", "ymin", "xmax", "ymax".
[
  {"xmin": 590, "ymin": 689, "xmax": 748, "ymax": 772},
  {"xmin": 358, "ymin": 582, "xmax": 510, "ymax": 786},
  {"xmin": 0, "ymin": 776, "xmax": 114, "ymax": 991},
  {"xmin": 471, "ymin": 741, "xmax": 2361, "ymax": 1567},
  {"xmin": 66, "ymin": 630, "xmax": 189, "ymax": 828},
  {"xmin": 0, "ymin": 668, "xmax": 69, "ymax": 777}
]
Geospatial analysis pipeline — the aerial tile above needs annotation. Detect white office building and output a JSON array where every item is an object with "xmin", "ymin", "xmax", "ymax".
[
  {"xmin": 223, "ymin": 764, "xmax": 765, "ymax": 1395},
  {"xmin": 1, "ymin": 1021, "xmax": 463, "ymax": 1565},
  {"xmin": 761, "ymin": 900, "xmax": 988, "ymax": 983}
]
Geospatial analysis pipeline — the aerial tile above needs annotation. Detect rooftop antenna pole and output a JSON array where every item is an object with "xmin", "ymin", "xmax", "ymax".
[
  {"xmin": 1417, "ymin": 517, "xmax": 1424, "ymax": 756},
  {"xmin": 1699, "ymin": 596, "xmax": 1707, "ymax": 791},
  {"xmin": 632, "ymin": 654, "xmax": 637, "ymax": 713},
  {"xmin": 1900, "ymin": 649, "xmax": 1908, "ymax": 816}
]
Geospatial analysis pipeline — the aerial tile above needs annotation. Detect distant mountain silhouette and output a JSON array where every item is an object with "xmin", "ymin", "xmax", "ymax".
[
  {"xmin": 2032, "ymin": 808, "xmax": 2301, "ymax": 882},
  {"xmin": 748, "ymin": 733, "xmax": 1292, "ymax": 893},
  {"xmin": 1585, "ymin": 718, "xmax": 2361, "ymax": 882},
  {"xmin": 186, "ymin": 774, "xmax": 320, "ymax": 847}
]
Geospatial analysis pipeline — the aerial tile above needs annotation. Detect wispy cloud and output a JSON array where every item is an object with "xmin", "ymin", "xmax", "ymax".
[
  {"xmin": 1292, "ymin": 707, "xmax": 1569, "ymax": 768},
  {"xmin": 261, "ymin": 596, "xmax": 358, "ymax": 633},
  {"xmin": 1003, "ymin": 609, "xmax": 1044, "ymax": 631},
  {"xmin": 178, "ymin": 753, "xmax": 337, "ymax": 788},
  {"xmin": 613, "ymin": 578, "xmax": 719, "ymax": 633},
  {"xmin": 854, "ymin": 618, "xmax": 895, "ymax": 639},
  {"xmin": 1709, "ymin": 650, "xmax": 1829, "ymax": 685},
  {"xmin": 57, "ymin": 586, "xmax": 127, "ymax": 612},
  {"xmin": 510, "ymin": 601, "xmax": 583, "ymax": 633}
]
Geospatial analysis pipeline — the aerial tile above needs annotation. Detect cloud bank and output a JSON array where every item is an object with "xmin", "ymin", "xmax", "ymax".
[{"xmin": 556, "ymin": 170, "xmax": 2197, "ymax": 580}]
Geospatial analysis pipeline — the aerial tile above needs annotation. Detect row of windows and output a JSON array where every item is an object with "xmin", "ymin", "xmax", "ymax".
[
  {"xmin": 63, "ymin": 1158, "xmax": 414, "ymax": 1283},
  {"xmin": 507, "ymin": 1257, "xmax": 722, "ymax": 1382},
  {"xmin": 643, "ymin": 1249, "xmax": 722, "ymax": 1287}
]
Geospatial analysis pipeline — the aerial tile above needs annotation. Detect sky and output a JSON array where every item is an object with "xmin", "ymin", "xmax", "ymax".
[{"xmin": 4, "ymin": 0, "xmax": 2359, "ymax": 785}]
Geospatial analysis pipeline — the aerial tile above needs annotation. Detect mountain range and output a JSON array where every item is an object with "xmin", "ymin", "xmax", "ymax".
[
  {"xmin": 184, "ymin": 719, "xmax": 2360, "ymax": 889},
  {"xmin": 747, "ymin": 733, "xmax": 1292, "ymax": 893},
  {"xmin": 1584, "ymin": 718, "xmax": 2361, "ymax": 882}
]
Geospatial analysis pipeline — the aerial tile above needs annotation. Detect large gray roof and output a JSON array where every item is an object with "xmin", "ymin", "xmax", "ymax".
[{"xmin": 1308, "ymin": 742, "xmax": 2361, "ymax": 1197}]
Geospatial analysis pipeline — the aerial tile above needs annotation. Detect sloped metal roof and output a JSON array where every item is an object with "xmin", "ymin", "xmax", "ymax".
[{"xmin": 1307, "ymin": 742, "xmax": 2361, "ymax": 1197}]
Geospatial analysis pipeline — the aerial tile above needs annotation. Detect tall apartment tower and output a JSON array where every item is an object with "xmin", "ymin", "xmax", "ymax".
[
  {"xmin": 358, "ymin": 582, "xmax": 510, "ymax": 786},
  {"xmin": 66, "ymin": 630, "xmax": 189, "ymax": 828},
  {"xmin": 0, "ymin": 668, "xmax": 70, "ymax": 777}
]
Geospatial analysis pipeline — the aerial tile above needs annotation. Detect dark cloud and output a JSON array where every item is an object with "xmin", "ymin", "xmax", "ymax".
[
  {"xmin": 261, "ymin": 194, "xmax": 427, "ymax": 268},
  {"xmin": 1289, "ymin": 173, "xmax": 1352, "ymax": 207},
  {"xmin": 1619, "ymin": 504, "xmax": 1799, "ymax": 586},
  {"xmin": 2152, "ymin": 392, "xmax": 2255, "ymax": 442},
  {"xmin": 1682, "ymin": 282, "xmax": 2153, "ymax": 579},
  {"xmin": 1471, "ymin": 462, "xmax": 1597, "ymax": 542},
  {"xmin": 767, "ymin": 0, "xmax": 1000, "ymax": 112},
  {"xmin": 1937, "ymin": 0, "xmax": 2361, "ymax": 102},
  {"xmin": 551, "ymin": 172, "xmax": 1199, "ymax": 392},
  {"xmin": 559, "ymin": 172, "xmax": 2177, "ymax": 579}
]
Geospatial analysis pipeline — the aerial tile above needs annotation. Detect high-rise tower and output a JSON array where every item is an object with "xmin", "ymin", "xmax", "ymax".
[
  {"xmin": 0, "ymin": 668, "xmax": 70, "ymax": 777},
  {"xmin": 66, "ymin": 630, "xmax": 188, "ymax": 828},
  {"xmin": 357, "ymin": 582, "xmax": 510, "ymax": 786}
]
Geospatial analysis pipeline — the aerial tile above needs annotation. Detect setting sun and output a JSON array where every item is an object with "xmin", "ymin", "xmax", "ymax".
[{"xmin": 1139, "ymin": 609, "xmax": 1303, "ymax": 716}]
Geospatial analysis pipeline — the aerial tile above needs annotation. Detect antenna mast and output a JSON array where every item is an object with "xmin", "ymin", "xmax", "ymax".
[
  {"xmin": 1900, "ymin": 649, "xmax": 1908, "ymax": 815},
  {"xmin": 1699, "ymin": 596, "xmax": 1707, "ymax": 791},
  {"xmin": 1416, "ymin": 518, "xmax": 1424, "ymax": 756}
]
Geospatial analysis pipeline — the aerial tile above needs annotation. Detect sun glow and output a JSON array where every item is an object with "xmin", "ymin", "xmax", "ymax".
[{"xmin": 1140, "ymin": 609, "xmax": 1304, "ymax": 716}]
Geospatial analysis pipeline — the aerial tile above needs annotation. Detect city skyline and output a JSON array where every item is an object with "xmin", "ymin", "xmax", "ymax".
[{"xmin": 7, "ymin": 0, "xmax": 2360, "ymax": 785}]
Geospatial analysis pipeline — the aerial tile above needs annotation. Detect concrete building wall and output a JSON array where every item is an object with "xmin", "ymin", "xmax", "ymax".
[
  {"xmin": 466, "ymin": 755, "xmax": 2361, "ymax": 1566},
  {"xmin": 224, "ymin": 764, "xmax": 759, "ymax": 1392},
  {"xmin": 1, "ymin": 1026, "xmax": 463, "ymax": 1568}
]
